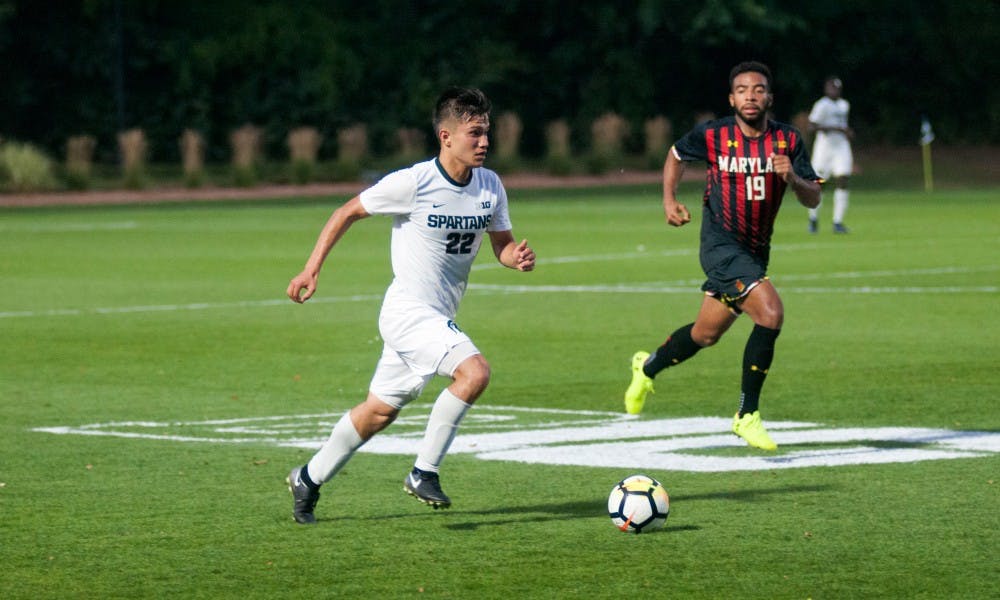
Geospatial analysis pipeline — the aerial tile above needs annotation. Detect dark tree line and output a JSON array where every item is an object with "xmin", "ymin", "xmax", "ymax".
[{"xmin": 1, "ymin": 0, "xmax": 996, "ymax": 164}]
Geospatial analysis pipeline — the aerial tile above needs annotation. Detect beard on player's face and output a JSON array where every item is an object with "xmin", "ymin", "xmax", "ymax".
[
  {"xmin": 737, "ymin": 109, "xmax": 766, "ymax": 128},
  {"xmin": 733, "ymin": 98, "xmax": 771, "ymax": 129}
]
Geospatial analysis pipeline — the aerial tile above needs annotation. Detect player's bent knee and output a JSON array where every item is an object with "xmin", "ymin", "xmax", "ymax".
[
  {"xmin": 693, "ymin": 332, "xmax": 722, "ymax": 347},
  {"xmin": 353, "ymin": 395, "xmax": 400, "ymax": 438},
  {"xmin": 757, "ymin": 306, "xmax": 784, "ymax": 329},
  {"xmin": 691, "ymin": 322, "xmax": 729, "ymax": 347},
  {"xmin": 453, "ymin": 355, "xmax": 491, "ymax": 400},
  {"xmin": 463, "ymin": 364, "xmax": 491, "ymax": 395}
]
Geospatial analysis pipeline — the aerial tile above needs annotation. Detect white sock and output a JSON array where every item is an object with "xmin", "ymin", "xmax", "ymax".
[
  {"xmin": 413, "ymin": 388, "xmax": 472, "ymax": 473},
  {"xmin": 809, "ymin": 199, "xmax": 823, "ymax": 221},
  {"xmin": 306, "ymin": 411, "xmax": 365, "ymax": 485},
  {"xmin": 833, "ymin": 189, "xmax": 849, "ymax": 224}
]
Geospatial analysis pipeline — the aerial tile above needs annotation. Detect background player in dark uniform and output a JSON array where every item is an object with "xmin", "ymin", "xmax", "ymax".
[{"xmin": 625, "ymin": 61, "xmax": 821, "ymax": 450}]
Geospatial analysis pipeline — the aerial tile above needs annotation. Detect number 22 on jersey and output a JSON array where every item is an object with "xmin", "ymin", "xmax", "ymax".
[{"xmin": 445, "ymin": 232, "xmax": 475, "ymax": 254}]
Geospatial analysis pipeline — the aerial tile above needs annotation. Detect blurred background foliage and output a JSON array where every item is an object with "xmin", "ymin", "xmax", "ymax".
[{"xmin": 0, "ymin": 0, "xmax": 996, "ymax": 166}]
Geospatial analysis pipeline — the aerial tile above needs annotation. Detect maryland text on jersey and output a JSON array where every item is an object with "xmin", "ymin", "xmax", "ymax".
[{"xmin": 716, "ymin": 155, "xmax": 779, "ymax": 175}]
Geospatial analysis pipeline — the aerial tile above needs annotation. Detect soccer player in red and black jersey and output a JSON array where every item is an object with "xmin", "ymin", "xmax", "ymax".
[{"xmin": 625, "ymin": 61, "xmax": 822, "ymax": 450}]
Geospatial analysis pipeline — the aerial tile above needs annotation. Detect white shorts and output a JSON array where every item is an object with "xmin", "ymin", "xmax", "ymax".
[
  {"xmin": 369, "ymin": 300, "xmax": 480, "ymax": 409},
  {"xmin": 811, "ymin": 137, "xmax": 853, "ymax": 179}
]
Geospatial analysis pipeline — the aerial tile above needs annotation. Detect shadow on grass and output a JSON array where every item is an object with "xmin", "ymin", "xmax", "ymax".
[
  {"xmin": 670, "ymin": 484, "xmax": 833, "ymax": 503},
  {"xmin": 442, "ymin": 484, "xmax": 834, "ymax": 531},
  {"xmin": 303, "ymin": 484, "xmax": 834, "ymax": 529}
]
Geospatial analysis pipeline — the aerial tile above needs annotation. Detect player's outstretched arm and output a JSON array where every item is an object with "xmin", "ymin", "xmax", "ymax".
[
  {"xmin": 287, "ymin": 196, "xmax": 371, "ymax": 303},
  {"xmin": 490, "ymin": 230, "xmax": 535, "ymax": 272},
  {"xmin": 662, "ymin": 150, "xmax": 691, "ymax": 227}
]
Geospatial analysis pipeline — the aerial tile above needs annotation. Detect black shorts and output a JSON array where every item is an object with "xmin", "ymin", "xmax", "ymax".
[{"xmin": 699, "ymin": 241, "xmax": 769, "ymax": 313}]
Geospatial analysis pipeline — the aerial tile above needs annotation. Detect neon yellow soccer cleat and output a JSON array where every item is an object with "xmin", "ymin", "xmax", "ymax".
[
  {"xmin": 732, "ymin": 411, "xmax": 778, "ymax": 451},
  {"xmin": 624, "ymin": 351, "xmax": 654, "ymax": 414}
]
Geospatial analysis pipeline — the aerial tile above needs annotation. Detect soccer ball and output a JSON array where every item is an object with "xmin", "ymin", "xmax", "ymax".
[{"xmin": 607, "ymin": 474, "xmax": 670, "ymax": 534}]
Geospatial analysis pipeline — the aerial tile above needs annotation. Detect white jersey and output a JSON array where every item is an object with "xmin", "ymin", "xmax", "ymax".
[
  {"xmin": 360, "ymin": 158, "xmax": 512, "ymax": 319},
  {"xmin": 809, "ymin": 96, "xmax": 851, "ymax": 146},
  {"xmin": 809, "ymin": 96, "xmax": 853, "ymax": 177}
]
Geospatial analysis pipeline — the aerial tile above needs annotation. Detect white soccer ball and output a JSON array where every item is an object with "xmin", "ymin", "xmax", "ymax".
[{"xmin": 607, "ymin": 474, "xmax": 670, "ymax": 534}]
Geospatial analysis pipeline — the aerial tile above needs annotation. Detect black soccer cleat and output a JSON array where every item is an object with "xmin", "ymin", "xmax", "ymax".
[
  {"xmin": 403, "ymin": 468, "xmax": 452, "ymax": 509},
  {"xmin": 286, "ymin": 466, "xmax": 320, "ymax": 525}
]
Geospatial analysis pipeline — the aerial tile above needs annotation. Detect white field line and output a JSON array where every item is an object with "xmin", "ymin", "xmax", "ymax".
[
  {"xmin": 31, "ymin": 409, "xmax": 1000, "ymax": 474},
  {"xmin": 469, "ymin": 240, "xmax": 976, "ymax": 271},
  {"xmin": 0, "ymin": 221, "xmax": 139, "ymax": 232},
  {"xmin": 1, "ymin": 264, "xmax": 996, "ymax": 319},
  {"xmin": 472, "ymin": 247, "xmax": 695, "ymax": 270},
  {"xmin": 0, "ymin": 294, "xmax": 383, "ymax": 319},
  {"xmin": 468, "ymin": 283, "xmax": 999, "ymax": 295},
  {"xmin": 468, "ymin": 263, "xmax": 999, "ymax": 294}
]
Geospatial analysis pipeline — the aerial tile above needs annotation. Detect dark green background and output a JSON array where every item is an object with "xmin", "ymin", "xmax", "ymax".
[{"xmin": 1, "ymin": 0, "xmax": 996, "ymax": 162}]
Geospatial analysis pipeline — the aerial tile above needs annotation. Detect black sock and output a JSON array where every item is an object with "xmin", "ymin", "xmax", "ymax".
[
  {"xmin": 738, "ymin": 324, "xmax": 781, "ymax": 416},
  {"xmin": 299, "ymin": 464, "xmax": 320, "ymax": 490},
  {"xmin": 643, "ymin": 323, "xmax": 702, "ymax": 378}
]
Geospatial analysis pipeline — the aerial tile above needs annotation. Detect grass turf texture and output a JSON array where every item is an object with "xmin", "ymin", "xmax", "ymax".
[{"xmin": 1, "ymin": 179, "xmax": 998, "ymax": 598}]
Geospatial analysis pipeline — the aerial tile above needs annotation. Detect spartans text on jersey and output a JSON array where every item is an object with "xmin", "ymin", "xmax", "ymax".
[{"xmin": 426, "ymin": 214, "xmax": 493, "ymax": 229}]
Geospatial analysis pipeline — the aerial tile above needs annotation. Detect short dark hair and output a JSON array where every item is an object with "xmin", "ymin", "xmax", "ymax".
[
  {"xmin": 433, "ymin": 87, "xmax": 491, "ymax": 131},
  {"xmin": 729, "ymin": 61, "xmax": 773, "ymax": 90}
]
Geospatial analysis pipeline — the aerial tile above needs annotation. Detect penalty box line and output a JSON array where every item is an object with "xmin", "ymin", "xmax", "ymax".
[{"xmin": 2, "ymin": 264, "xmax": 995, "ymax": 319}]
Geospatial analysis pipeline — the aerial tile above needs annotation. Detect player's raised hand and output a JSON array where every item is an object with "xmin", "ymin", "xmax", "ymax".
[
  {"xmin": 770, "ymin": 152, "xmax": 794, "ymax": 182},
  {"xmin": 512, "ymin": 239, "xmax": 535, "ymax": 272},
  {"xmin": 287, "ymin": 271, "xmax": 318, "ymax": 303}
]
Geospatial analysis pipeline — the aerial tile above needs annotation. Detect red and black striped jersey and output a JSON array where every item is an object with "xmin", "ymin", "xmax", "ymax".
[{"xmin": 672, "ymin": 116, "xmax": 819, "ymax": 254}]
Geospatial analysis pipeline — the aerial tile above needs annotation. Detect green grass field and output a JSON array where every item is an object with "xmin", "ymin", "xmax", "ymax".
[{"xmin": 2, "ymin": 176, "xmax": 998, "ymax": 598}]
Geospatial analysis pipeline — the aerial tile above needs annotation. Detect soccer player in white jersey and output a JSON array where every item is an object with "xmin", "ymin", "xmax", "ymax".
[
  {"xmin": 807, "ymin": 76, "xmax": 854, "ymax": 234},
  {"xmin": 284, "ymin": 87, "xmax": 535, "ymax": 524}
]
